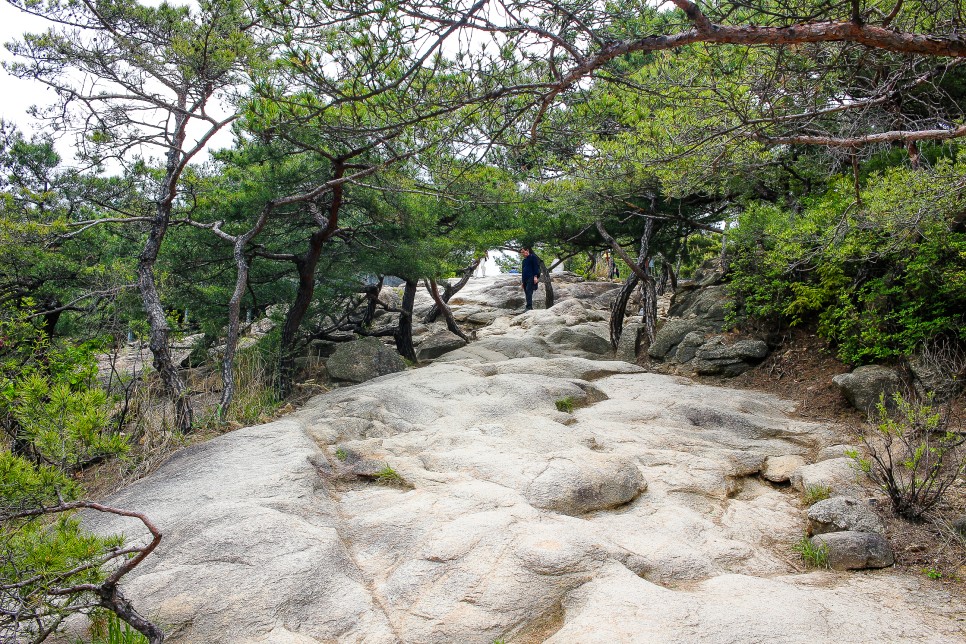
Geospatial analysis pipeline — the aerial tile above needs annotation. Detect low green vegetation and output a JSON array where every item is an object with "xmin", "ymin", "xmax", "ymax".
[
  {"xmin": 335, "ymin": 447, "xmax": 349, "ymax": 461},
  {"xmin": 847, "ymin": 393, "xmax": 965, "ymax": 520},
  {"xmin": 89, "ymin": 613, "xmax": 149, "ymax": 644},
  {"xmin": 375, "ymin": 464, "xmax": 404, "ymax": 485},
  {"xmin": 794, "ymin": 535, "xmax": 829, "ymax": 569},
  {"xmin": 555, "ymin": 397, "xmax": 577, "ymax": 413},
  {"xmin": 803, "ymin": 484, "xmax": 832, "ymax": 506}
]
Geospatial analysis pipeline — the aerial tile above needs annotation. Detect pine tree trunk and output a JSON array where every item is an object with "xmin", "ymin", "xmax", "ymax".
[
  {"xmin": 426, "ymin": 278, "xmax": 467, "ymax": 340},
  {"xmin": 395, "ymin": 279, "xmax": 418, "ymax": 362},
  {"xmin": 609, "ymin": 273, "xmax": 640, "ymax": 349},
  {"xmin": 539, "ymin": 259, "xmax": 554, "ymax": 308}
]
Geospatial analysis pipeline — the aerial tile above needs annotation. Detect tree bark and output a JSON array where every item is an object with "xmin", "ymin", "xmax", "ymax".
[
  {"xmin": 362, "ymin": 277, "xmax": 384, "ymax": 327},
  {"xmin": 278, "ymin": 166, "xmax": 345, "ymax": 397},
  {"xmin": 538, "ymin": 258, "xmax": 554, "ymax": 308},
  {"xmin": 395, "ymin": 279, "xmax": 418, "ymax": 362},
  {"xmin": 609, "ymin": 273, "xmax": 640, "ymax": 349},
  {"xmin": 596, "ymin": 219, "xmax": 657, "ymax": 347},
  {"xmin": 426, "ymin": 278, "xmax": 467, "ymax": 340},
  {"xmin": 423, "ymin": 258, "xmax": 480, "ymax": 323},
  {"xmin": 139, "ymin": 103, "xmax": 192, "ymax": 433},
  {"xmin": 218, "ymin": 205, "xmax": 272, "ymax": 412}
]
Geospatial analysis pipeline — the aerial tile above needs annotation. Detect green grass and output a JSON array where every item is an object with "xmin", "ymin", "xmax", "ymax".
[
  {"xmin": 375, "ymin": 463, "xmax": 403, "ymax": 485},
  {"xmin": 89, "ymin": 613, "xmax": 148, "ymax": 644},
  {"xmin": 794, "ymin": 535, "xmax": 829, "ymax": 569},
  {"xmin": 555, "ymin": 396, "xmax": 576, "ymax": 413},
  {"xmin": 335, "ymin": 447, "xmax": 348, "ymax": 461},
  {"xmin": 803, "ymin": 484, "xmax": 832, "ymax": 505}
]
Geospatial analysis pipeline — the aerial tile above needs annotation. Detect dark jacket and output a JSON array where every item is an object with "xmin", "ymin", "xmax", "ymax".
[{"xmin": 522, "ymin": 253, "xmax": 541, "ymax": 286}]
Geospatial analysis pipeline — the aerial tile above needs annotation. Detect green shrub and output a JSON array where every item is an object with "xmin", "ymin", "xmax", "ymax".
[
  {"xmin": 0, "ymin": 305, "xmax": 127, "ymax": 470},
  {"xmin": 0, "ymin": 453, "xmax": 124, "ymax": 641},
  {"xmin": 728, "ymin": 163, "xmax": 966, "ymax": 364},
  {"xmin": 847, "ymin": 393, "xmax": 965, "ymax": 520}
]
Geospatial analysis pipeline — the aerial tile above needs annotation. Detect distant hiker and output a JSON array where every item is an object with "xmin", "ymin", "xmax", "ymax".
[
  {"xmin": 607, "ymin": 252, "xmax": 619, "ymax": 279},
  {"xmin": 520, "ymin": 247, "xmax": 541, "ymax": 310}
]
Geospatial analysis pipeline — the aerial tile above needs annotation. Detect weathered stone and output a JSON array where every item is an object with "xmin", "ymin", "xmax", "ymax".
[
  {"xmin": 696, "ymin": 337, "xmax": 769, "ymax": 362},
  {"xmin": 615, "ymin": 322, "xmax": 646, "ymax": 363},
  {"xmin": 908, "ymin": 350, "xmax": 965, "ymax": 403},
  {"xmin": 790, "ymin": 458, "xmax": 862, "ymax": 496},
  {"xmin": 667, "ymin": 283, "xmax": 730, "ymax": 323},
  {"xmin": 688, "ymin": 337, "xmax": 769, "ymax": 376},
  {"xmin": 649, "ymin": 319, "xmax": 715, "ymax": 359},
  {"xmin": 689, "ymin": 257, "xmax": 727, "ymax": 287},
  {"xmin": 952, "ymin": 516, "xmax": 966, "ymax": 538},
  {"xmin": 547, "ymin": 325, "xmax": 612, "ymax": 356},
  {"xmin": 810, "ymin": 531, "xmax": 894, "ymax": 570},
  {"xmin": 762, "ymin": 455, "xmax": 807, "ymax": 483},
  {"xmin": 416, "ymin": 329, "xmax": 467, "ymax": 360},
  {"xmin": 807, "ymin": 497, "xmax": 885, "ymax": 536},
  {"xmin": 832, "ymin": 365, "xmax": 901, "ymax": 413},
  {"xmin": 673, "ymin": 331, "xmax": 706, "ymax": 363},
  {"xmin": 525, "ymin": 453, "xmax": 647, "ymax": 515},
  {"xmin": 325, "ymin": 337, "xmax": 407, "ymax": 383},
  {"xmin": 81, "ymin": 274, "xmax": 964, "ymax": 644}
]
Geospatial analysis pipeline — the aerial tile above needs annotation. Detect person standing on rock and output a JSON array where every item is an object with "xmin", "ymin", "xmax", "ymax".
[{"xmin": 520, "ymin": 246, "xmax": 540, "ymax": 310}]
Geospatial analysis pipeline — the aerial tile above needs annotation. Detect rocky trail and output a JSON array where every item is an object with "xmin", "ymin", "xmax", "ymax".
[{"xmin": 87, "ymin": 275, "xmax": 966, "ymax": 643}]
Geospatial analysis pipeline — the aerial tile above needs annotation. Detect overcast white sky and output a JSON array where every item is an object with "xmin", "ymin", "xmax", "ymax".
[{"xmin": 0, "ymin": 2, "xmax": 55, "ymax": 132}]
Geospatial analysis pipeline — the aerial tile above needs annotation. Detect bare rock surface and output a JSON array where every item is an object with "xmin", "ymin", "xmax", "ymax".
[
  {"xmin": 811, "ymin": 531, "xmax": 895, "ymax": 570},
  {"xmin": 808, "ymin": 497, "xmax": 886, "ymax": 536},
  {"xmin": 88, "ymin": 275, "xmax": 965, "ymax": 643}
]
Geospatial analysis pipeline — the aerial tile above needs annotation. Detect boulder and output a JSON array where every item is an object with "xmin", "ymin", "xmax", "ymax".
[
  {"xmin": 525, "ymin": 453, "xmax": 647, "ymax": 515},
  {"xmin": 690, "ymin": 337, "xmax": 770, "ymax": 376},
  {"xmin": 952, "ymin": 516, "xmax": 966, "ymax": 538},
  {"xmin": 810, "ymin": 531, "xmax": 894, "ymax": 570},
  {"xmin": 673, "ymin": 331, "xmax": 706, "ymax": 363},
  {"xmin": 790, "ymin": 458, "xmax": 862, "ymax": 496},
  {"xmin": 688, "ymin": 257, "xmax": 727, "ymax": 287},
  {"xmin": 416, "ymin": 329, "xmax": 467, "ymax": 361},
  {"xmin": 807, "ymin": 497, "xmax": 885, "ymax": 536},
  {"xmin": 762, "ymin": 455, "xmax": 807, "ymax": 483},
  {"xmin": 325, "ymin": 337, "xmax": 407, "ymax": 383},
  {"xmin": 649, "ymin": 319, "xmax": 714, "ymax": 359},
  {"xmin": 832, "ymin": 365, "xmax": 901, "ymax": 413},
  {"xmin": 908, "ymin": 350, "xmax": 965, "ymax": 403},
  {"xmin": 547, "ymin": 326, "xmax": 612, "ymax": 356},
  {"xmin": 667, "ymin": 283, "xmax": 730, "ymax": 323},
  {"xmin": 616, "ymin": 322, "xmax": 646, "ymax": 363}
]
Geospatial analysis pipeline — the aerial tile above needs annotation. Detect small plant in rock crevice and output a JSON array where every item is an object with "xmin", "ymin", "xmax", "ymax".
[
  {"xmin": 794, "ymin": 535, "xmax": 829, "ymax": 569},
  {"xmin": 335, "ymin": 447, "xmax": 348, "ymax": 461},
  {"xmin": 374, "ymin": 463, "xmax": 403, "ymax": 485},
  {"xmin": 803, "ymin": 484, "xmax": 832, "ymax": 505},
  {"xmin": 555, "ymin": 396, "xmax": 576, "ymax": 413},
  {"xmin": 847, "ymin": 392, "xmax": 966, "ymax": 521}
]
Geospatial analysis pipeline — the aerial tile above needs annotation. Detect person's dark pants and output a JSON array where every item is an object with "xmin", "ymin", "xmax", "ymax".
[{"xmin": 524, "ymin": 281, "xmax": 536, "ymax": 309}]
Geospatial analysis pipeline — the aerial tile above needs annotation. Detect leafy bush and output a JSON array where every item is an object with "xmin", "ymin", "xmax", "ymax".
[
  {"xmin": 0, "ymin": 305, "xmax": 127, "ymax": 470},
  {"xmin": 728, "ymin": 162, "xmax": 966, "ymax": 364},
  {"xmin": 848, "ymin": 393, "xmax": 966, "ymax": 521},
  {"xmin": 0, "ymin": 453, "xmax": 117, "ymax": 641}
]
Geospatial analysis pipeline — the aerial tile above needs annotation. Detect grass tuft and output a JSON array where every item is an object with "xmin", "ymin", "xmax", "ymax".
[
  {"xmin": 803, "ymin": 484, "xmax": 832, "ymax": 505},
  {"xmin": 555, "ymin": 396, "xmax": 576, "ymax": 413},
  {"xmin": 793, "ymin": 535, "xmax": 829, "ymax": 569}
]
